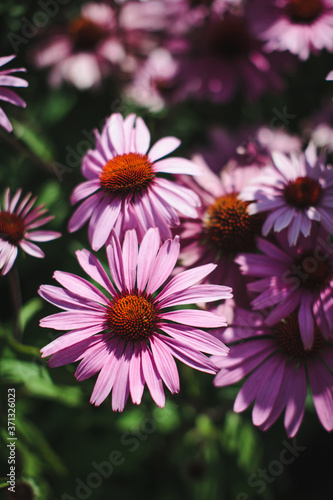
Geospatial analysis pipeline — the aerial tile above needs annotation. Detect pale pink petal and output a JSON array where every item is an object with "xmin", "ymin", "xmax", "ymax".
[
  {"xmin": 159, "ymin": 335, "xmax": 218, "ymax": 374},
  {"xmin": 157, "ymin": 264, "xmax": 217, "ymax": 301},
  {"xmin": 148, "ymin": 137, "xmax": 180, "ymax": 162},
  {"xmin": 284, "ymin": 364, "xmax": 307, "ymax": 438},
  {"xmin": 136, "ymin": 227, "xmax": 160, "ymax": 293},
  {"xmin": 90, "ymin": 343, "xmax": 123, "ymax": 406},
  {"xmin": 141, "ymin": 343, "xmax": 165, "ymax": 407},
  {"xmin": 135, "ymin": 116, "xmax": 150, "ymax": 154},
  {"xmin": 308, "ymin": 359, "xmax": 333, "ymax": 431},
  {"xmin": 41, "ymin": 326, "xmax": 104, "ymax": 357},
  {"xmin": 158, "ymin": 284, "xmax": 232, "ymax": 308},
  {"xmin": 26, "ymin": 230, "xmax": 61, "ymax": 242},
  {"xmin": 1, "ymin": 245, "xmax": 18, "ymax": 275},
  {"xmin": 150, "ymin": 336, "xmax": 180, "ymax": 393},
  {"xmin": 146, "ymin": 236, "xmax": 180, "ymax": 294},
  {"xmin": 53, "ymin": 270, "xmax": 109, "ymax": 305},
  {"xmin": 19, "ymin": 240, "xmax": 44, "ymax": 258},
  {"xmin": 112, "ymin": 343, "xmax": 133, "ymax": 411},
  {"xmin": 38, "ymin": 285, "xmax": 105, "ymax": 312},
  {"xmin": 153, "ymin": 157, "xmax": 202, "ymax": 176},
  {"xmin": 70, "ymin": 180, "xmax": 101, "ymax": 204},
  {"xmin": 90, "ymin": 196, "xmax": 122, "ymax": 251},
  {"xmin": 122, "ymin": 230, "xmax": 138, "ymax": 292},
  {"xmin": 108, "ymin": 113, "xmax": 125, "ymax": 155},
  {"xmin": 129, "ymin": 342, "xmax": 145, "ymax": 404},
  {"xmin": 76, "ymin": 249, "xmax": 116, "ymax": 296},
  {"xmin": 106, "ymin": 232, "xmax": 126, "ymax": 291},
  {"xmin": 161, "ymin": 309, "xmax": 227, "ymax": 328}
]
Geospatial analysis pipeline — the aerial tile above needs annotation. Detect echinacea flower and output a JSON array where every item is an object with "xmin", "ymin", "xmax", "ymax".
[
  {"xmin": 33, "ymin": 3, "xmax": 129, "ymax": 89},
  {"xmin": 240, "ymin": 143, "xmax": 333, "ymax": 245},
  {"xmin": 248, "ymin": 0, "xmax": 333, "ymax": 60},
  {"xmin": 235, "ymin": 227, "xmax": 333, "ymax": 349},
  {"xmin": 39, "ymin": 228, "xmax": 232, "ymax": 411},
  {"xmin": 0, "ymin": 55, "xmax": 28, "ymax": 133},
  {"xmin": 176, "ymin": 154, "xmax": 264, "ymax": 306},
  {"xmin": 0, "ymin": 188, "xmax": 61, "ymax": 275},
  {"xmin": 69, "ymin": 113, "xmax": 201, "ymax": 250},
  {"xmin": 213, "ymin": 306, "xmax": 333, "ymax": 437}
]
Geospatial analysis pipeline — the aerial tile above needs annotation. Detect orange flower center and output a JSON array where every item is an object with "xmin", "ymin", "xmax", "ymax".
[
  {"xmin": 68, "ymin": 17, "xmax": 109, "ymax": 51},
  {"xmin": 283, "ymin": 176, "xmax": 322, "ymax": 208},
  {"xmin": 0, "ymin": 211, "xmax": 25, "ymax": 244},
  {"xmin": 293, "ymin": 250, "xmax": 331, "ymax": 290},
  {"xmin": 286, "ymin": 0, "xmax": 323, "ymax": 23},
  {"xmin": 275, "ymin": 314, "xmax": 324, "ymax": 356},
  {"xmin": 203, "ymin": 193, "xmax": 264, "ymax": 256},
  {"xmin": 100, "ymin": 153, "xmax": 155, "ymax": 198},
  {"xmin": 105, "ymin": 294, "xmax": 157, "ymax": 340}
]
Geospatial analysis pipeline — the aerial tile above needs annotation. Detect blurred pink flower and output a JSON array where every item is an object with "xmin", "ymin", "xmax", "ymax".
[
  {"xmin": 168, "ymin": 9, "xmax": 291, "ymax": 102},
  {"xmin": 236, "ymin": 227, "xmax": 333, "ymax": 349},
  {"xmin": 176, "ymin": 155, "xmax": 264, "ymax": 306},
  {"xmin": 0, "ymin": 188, "xmax": 61, "ymax": 275},
  {"xmin": 39, "ymin": 228, "xmax": 232, "ymax": 411},
  {"xmin": 326, "ymin": 70, "xmax": 333, "ymax": 80},
  {"xmin": 248, "ymin": 0, "xmax": 333, "ymax": 60},
  {"xmin": 0, "ymin": 55, "xmax": 28, "ymax": 133},
  {"xmin": 68, "ymin": 113, "xmax": 201, "ymax": 251},
  {"xmin": 240, "ymin": 143, "xmax": 333, "ymax": 245},
  {"xmin": 33, "ymin": 3, "xmax": 129, "ymax": 89},
  {"xmin": 213, "ymin": 307, "xmax": 333, "ymax": 437}
]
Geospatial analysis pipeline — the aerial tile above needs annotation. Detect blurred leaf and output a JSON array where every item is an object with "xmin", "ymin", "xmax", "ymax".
[
  {"xmin": 0, "ymin": 360, "xmax": 82, "ymax": 406},
  {"xmin": 13, "ymin": 121, "xmax": 53, "ymax": 162},
  {"xmin": 19, "ymin": 297, "xmax": 43, "ymax": 332}
]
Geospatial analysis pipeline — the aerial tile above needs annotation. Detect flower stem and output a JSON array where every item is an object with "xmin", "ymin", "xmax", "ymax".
[{"xmin": 8, "ymin": 267, "xmax": 22, "ymax": 341}]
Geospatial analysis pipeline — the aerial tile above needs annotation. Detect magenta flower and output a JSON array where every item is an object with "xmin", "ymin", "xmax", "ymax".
[
  {"xmin": 176, "ymin": 154, "xmax": 264, "ymax": 306},
  {"xmin": 33, "ymin": 3, "xmax": 128, "ymax": 89},
  {"xmin": 0, "ymin": 55, "xmax": 28, "ymax": 133},
  {"xmin": 240, "ymin": 143, "xmax": 333, "ymax": 245},
  {"xmin": 236, "ymin": 227, "xmax": 333, "ymax": 349},
  {"xmin": 168, "ymin": 8, "xmax": 290, "ymax": 103},
  {"xmin": 39, "ymin": 229, "xmax": 232, "ymax": 411},
  {"xmin": 68, "ymin": 113, "xmax": 201, "ymax": 250},
  {"xmin": 0, "ymin": 188, "xmax": 61, "ymax": 275},
  {"xmin": 213, "ymin": 307, "xmax": 333, "ymax": 437},
  {"xmin": 248, "ymin": 0, "xmax": 333, "ymax": 60}
]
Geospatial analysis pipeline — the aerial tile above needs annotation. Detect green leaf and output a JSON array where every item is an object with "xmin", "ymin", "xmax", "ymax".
[
  {"xmin": 19, "ymin": 298, "xmax": 43, "ymax": 332},
  {"xmin": 0, "ymin": 360, "xmax": 82, "ymax": 406}
]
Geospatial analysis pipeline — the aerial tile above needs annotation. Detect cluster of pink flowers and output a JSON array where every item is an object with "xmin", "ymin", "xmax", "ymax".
[
  {"xmin": 2, "ymin": 0, "xmax": 333, "ymax": 439},
  {"xmin": 30, "ymin": 0, "xmax": 333, "ymax": 106}
]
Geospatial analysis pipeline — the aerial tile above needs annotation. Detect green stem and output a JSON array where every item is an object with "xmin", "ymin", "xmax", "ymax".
[{"xmin": 8, "ymin": 266, "xmax": 22, "ymax": 342}]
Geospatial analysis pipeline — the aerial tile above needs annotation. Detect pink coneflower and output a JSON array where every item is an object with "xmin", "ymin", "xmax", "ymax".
[
  {"xmin": 235, "ymin": 227, "xmax": 333, "ymax": 349},
  {"xmin": 326, "ymin": 70, "xmax": 333, "ymax": 80},
  {"xmin": 168, "ymin": 8, "xmax": 290, "ymax": 103},
  {"xmin": 39, "ymin": 228, "xmax": 232, "ymax": 411},
  {"xmin": 33, "ymin": 3, "xmax": 129, "ymax": 89},
  {"xmin": 68, "ymin": 113, "xmax": 201, "ymax": 251},
  {"xmin": 248, "ymin": 0, "xmax": 333, "ymax": 60},
  {"xmin": 240, "ymin": 143, "xmax": 333, "ymax": 245},
  {"xmin": 0, "ymin": 55, "xmax": 27, "ymax": 133},
  {"xmin": 0, "ymin": 188, "xmax": 61, "ymax": 275},
  {"xmin": 213, "ymin": 307, "xmax": 333, "ymax": 437},
  {"xmin": 175, "ymin": 155, "xmax": 264, "ymax": 306}
]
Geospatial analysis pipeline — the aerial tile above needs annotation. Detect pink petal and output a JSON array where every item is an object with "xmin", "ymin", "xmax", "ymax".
[
  {"xmin": 90, "ymin": 196, "xmax": 122, "ymax": 251},
  {"xmin": 112, "ymin": 343, "xmax": 133, "ymax": 411},
  {"xmin": 40, "ymin": 310, "xmax": 105, "ymax": 331},
  {"xmin": 158, "ymin": 284, "xmax": 232, "ymax": 308},
  {"xmin": 1, "ymin": 245, "xmax": 17, "ymax": 275},
  {"xmin": 153, "ymin": 157, "xmax": 202, "ymax": 176},
  {"xmin": 135, "ymin": 116, "xmax": 150, "ymax": 154},
  {"xmin": 146, "ymin": 236, "xmax": 180, "ymax": 294},
  {"xmin": 19, "ymin": 240, "xmax": 44, "ymax": 258},
  {"xmin": 159, "ymin": 335, "xmax": 218, "ymax": 374},
  {"xmin": 298, "ymin": 293, "xmax": 315, "ymax": 349},
  {"xmin": 122, "ymin": 230, "xmax": 138, "ymax": 292},
  {"xmin": 308, "ymin": 359, "xmax": 333, "ymax": 431},
  {"xmin": 136, "ymin": 227, "xmax": 160, "ymax": 293},
  {"xmin": 76, "ymin": 249, "xmax": 116, "ymax": 296},
  {"xmin": 161, "ymin": 309, "xmax": 227, "ymax": 328},
  {"xmin": 129, "ymin": 342, "xmax": 145, "ymax": 405},
  {"xmin": 284, "ymin": 364, "xmax": 307, "ymax": 437},
  {"xmin": 53, "ymin": 270, "xmax": 109, "ymax": 305},
  {"xmin": 159, "ymin": 323, "xmax": 229, "ymax": 356},
  {"xmin": 68, "ymin": 193, "xmax": 102, "ymax": 232},
  {"xmin": 150, "ymin": 336, "xmax": 180, "ymax": 394},
  {"xmin": 141, "ymin": 343, "xmax": 165, "ymax": 407},
  {"xmin": 70, "ymin": 180, "xmax": 101, "ymax": 204},
  {"xmin": 106, "ymin": 232, "xmax": 126, "ymax": 291},
  {"xmin": 39, "ymin": 285, "xmax": 105, "ymax": 312},
  {"xmin": 108, "ymin": 113, "xmax": 125, "ymax": 155},
  {"xmin": 90, "ymin": 343, "xmax": 123, "ymax": 406},
  {"xmin": 148, "ymin": 136, "xmax": 180, "ymax": 162},
  {"xmin": 41, "ymin": 326, "xmax": 104, "ymax": 357},
  {"xmin": 26, "ymin": 230, "xmax": 61, "ymax": 242},
  {"xmin": 156, "ymin": 264, "xmax": 217, "ymax": 301}
]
